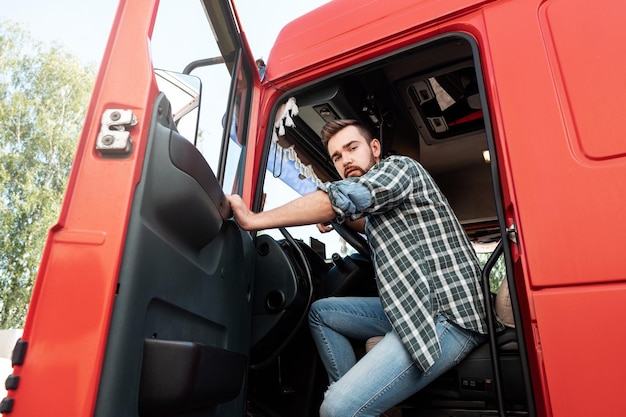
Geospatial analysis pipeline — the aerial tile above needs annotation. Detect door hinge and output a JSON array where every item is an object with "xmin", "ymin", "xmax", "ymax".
[
  {"xmin": 96, "ymin": 109, "xmax": 137, "ymax": 156},
  {"xmin": 506, "ymin": 223, "xmax": 518, "ymax": 244}
]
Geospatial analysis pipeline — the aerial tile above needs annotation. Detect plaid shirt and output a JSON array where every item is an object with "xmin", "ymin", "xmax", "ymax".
[{"xmin": 320, "ymin": 155, "xmax": 488, "ymax": 372}]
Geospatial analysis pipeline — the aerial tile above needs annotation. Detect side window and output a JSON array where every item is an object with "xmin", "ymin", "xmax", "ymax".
[
  {"xmin": 150, "ymin": 0, "xmax": 251, "ymax": 192},
  {"xmin": 220, "ymin": 52, "xmax": 252, "ymax": 194}
]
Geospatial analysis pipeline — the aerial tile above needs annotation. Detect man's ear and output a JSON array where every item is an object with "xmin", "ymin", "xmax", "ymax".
[{"xmin": 370, "ymin": 138, "xmax": 382, "ymax": 160}]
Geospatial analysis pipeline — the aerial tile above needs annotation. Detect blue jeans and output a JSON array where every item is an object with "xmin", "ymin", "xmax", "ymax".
[{"xmin": 308, "ymin": 297, "xmax": 486, "ymax": 417}]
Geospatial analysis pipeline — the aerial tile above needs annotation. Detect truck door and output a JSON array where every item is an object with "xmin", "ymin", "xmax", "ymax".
[{"xmin": 4, "ymin": 0, "xmax": 259, "ymax": 416}]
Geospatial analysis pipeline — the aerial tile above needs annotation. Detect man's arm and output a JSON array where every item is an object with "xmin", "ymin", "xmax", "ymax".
[
  {"xmin": 226, "ymin": 190, "xmax": 336, "ymax": 231},
  {"xmin": 346, "ymin": 218, "xmax": 366, "ymax": 233}
]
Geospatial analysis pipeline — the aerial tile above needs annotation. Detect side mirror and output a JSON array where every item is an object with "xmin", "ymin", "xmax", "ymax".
[{"xmin": 154, "ymin": 69, "xmax": 202, "ymax": 143}]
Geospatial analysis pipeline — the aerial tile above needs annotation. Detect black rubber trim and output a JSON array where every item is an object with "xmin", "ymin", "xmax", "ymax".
[
  {"xmin": 11, "ymin": 340, "xmax": 27, "ymax": 367},
  {"xmin": 5, "ymin": 375, "xmax": 19, "ymax": 391},
  {"xmin": 0, "ymin": 398, "xmax": 14, "ymax": 413}
]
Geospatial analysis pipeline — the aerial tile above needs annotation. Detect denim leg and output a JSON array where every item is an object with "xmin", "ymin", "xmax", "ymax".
[
  {"xmin": 308, "ymin": 297, "xmax": 392, "ymax": 383},
  {"xmin": 319, "ymin": 313, "xmax": 486, "ymax": 417}
]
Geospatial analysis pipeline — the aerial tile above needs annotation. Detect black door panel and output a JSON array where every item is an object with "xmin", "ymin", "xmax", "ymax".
[{"xmin": 94, "ymin": 94, "xmax": 254, "ymax": 417}]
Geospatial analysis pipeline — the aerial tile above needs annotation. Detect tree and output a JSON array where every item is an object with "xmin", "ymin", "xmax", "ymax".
[{"xmin": 0, "ymin": 21, "xmax": 96, "ymax": 328}]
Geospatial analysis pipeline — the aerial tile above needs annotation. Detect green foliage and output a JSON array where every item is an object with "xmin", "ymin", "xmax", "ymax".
[
  {"xmin": 476, "ymin": 251, "xmax": 507, "ymax": 293},
  {"xmin": 0, "ymin": 21, "xmax": 96, "ymax": 328}
]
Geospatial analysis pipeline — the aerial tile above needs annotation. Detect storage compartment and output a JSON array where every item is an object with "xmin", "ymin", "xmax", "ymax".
[{"xmin": 139, "ymin": 339, "xmax": 247, "ymax": 416}]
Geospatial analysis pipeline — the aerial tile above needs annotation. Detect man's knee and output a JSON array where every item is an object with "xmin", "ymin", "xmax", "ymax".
[
  {"xmin": 308, "ymin": 297, "xmax": 334, "ymax": 326},
  {"xmin": 319, "ymin": 388, "xmax": 348, "ymax": 417},
  {"xmin": 319, "ymin": 399, "xmax": 334, "ymax": 417}
]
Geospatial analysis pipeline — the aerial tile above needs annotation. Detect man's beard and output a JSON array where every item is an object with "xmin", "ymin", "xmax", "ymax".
[{"xmin": 345, "ymin": 154, "xmax": 377, "ymax": 178}]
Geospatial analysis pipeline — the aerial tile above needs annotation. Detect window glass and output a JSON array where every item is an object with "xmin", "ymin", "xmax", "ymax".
[
  {"xmin": 221, "ymin": 57, "xmax": 252, "ymax": 194},
  {"xmin": 150, "ymin": 0, "xmax": 247, "ymax": 183}
]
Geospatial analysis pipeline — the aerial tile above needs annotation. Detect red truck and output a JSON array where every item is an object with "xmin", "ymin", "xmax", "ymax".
[{"xmin": 3, "ymin": 0, "xmax": 625, "ymax": 416}]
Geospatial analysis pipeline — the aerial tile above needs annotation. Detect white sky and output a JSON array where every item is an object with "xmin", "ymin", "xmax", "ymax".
[
  {"xmin": 1, "ymin": 0, "xmax": 349, "ymax": 257},
  {"xmin": 1, "ymin": 0, "xmax": 330, "ymax": 65}
]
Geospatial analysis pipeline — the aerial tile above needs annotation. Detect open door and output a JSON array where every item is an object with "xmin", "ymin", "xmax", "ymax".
[
  {"xmin": 5, "ymin": 0, "xmax": 259, "ymax": 416},
  {"xmin": 94, "ymin": 0, "xmax": 261, "ymax": 416}
]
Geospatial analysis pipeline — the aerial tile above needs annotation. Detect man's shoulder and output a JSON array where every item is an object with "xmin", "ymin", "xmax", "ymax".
[{"xmin": 379, "ymin": 155, "xmax": 422, "ymax": 170}]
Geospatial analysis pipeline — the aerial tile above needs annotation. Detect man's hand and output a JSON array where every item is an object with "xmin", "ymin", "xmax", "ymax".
[
  {"xmin": 317, "ymin": 222, "xmax": 334, "ymax": 233},
  {"xmin": 225, "ymin": 194, "xmax": 256, "ymax": 231}
]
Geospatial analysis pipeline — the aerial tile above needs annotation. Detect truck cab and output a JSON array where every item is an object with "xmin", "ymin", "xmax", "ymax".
[{"xmin": 3, "ymin": 0, "xmax": 626, "ymax": 416}]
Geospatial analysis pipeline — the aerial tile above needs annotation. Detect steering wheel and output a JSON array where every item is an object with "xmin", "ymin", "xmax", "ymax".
[
  {"xmin": 331, "ymin": 221, "xmax": 371, "ymax": 258},
  {"xmin": 250, "ymin": 227, "xmax": 314, "ymax": 369}
]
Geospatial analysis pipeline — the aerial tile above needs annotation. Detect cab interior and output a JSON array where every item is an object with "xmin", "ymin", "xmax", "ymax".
[{"xmin": 245, "ymin": 34, "xmax": 533, "ymax": 417}]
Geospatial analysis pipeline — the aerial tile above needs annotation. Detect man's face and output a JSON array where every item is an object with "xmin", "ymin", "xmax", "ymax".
[{"xmin": 327, "ymin": 125, "xmax": 381, "ymax": 179}]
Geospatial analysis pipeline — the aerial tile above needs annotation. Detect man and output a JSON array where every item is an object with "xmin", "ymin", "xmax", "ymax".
[{"xmin": 226, "ymin": 119, "xmax": 488, "ymax": 417}]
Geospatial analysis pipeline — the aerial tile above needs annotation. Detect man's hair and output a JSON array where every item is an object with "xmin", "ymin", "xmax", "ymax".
[{"xmin": 321, "ymin": 119, "xmax": 375, "ymax": 149}]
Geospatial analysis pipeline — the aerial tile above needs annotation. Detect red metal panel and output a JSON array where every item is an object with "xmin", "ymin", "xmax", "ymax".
[
  {"xmin": 9, "ymin": 0, "xmax": 160, "ymax": 414},
  {"xmin": 479, "ymin": 2, "xmax": 626, "ymax": 414},
  {"xmin": 541, "ymin": 0, "xmax": 626, "ymax": 160},
  {"xmin": 534, "ymin": 284, "xmax": 626, "ymax": 417},
  {"xmin": 266, "ymin": 0, "xmax": 496, "ymax": 82},
  {"xmin": 483, "ymin": 0, "xmax": 626, "ymax": 288}
]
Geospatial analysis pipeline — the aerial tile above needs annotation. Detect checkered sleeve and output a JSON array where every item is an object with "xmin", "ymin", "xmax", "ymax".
[{"xmin": 319, "ymin": 157, "xmax": 415, "ymax": 221}]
